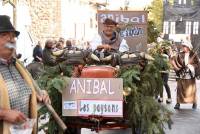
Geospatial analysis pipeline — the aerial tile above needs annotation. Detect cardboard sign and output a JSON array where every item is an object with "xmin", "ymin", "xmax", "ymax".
[
  {"xmin": 97, "ymin": 10, "xmax": 148, "ymax": 52},
  {"xmin": 62, "ymin": 78, "xmax": 123, "ymax": 117}
]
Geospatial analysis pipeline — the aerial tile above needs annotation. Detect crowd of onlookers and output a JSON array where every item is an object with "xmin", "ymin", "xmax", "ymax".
[{"xmin": 32, "ymin": 38, "xmax": 90, "ymax": 63}]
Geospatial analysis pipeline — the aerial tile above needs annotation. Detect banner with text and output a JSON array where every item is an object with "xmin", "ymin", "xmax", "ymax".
[
  {"xmin": 97, "ymin": 10, "xmax": 148, "ymax": 51},
  {"xmin": 62, "ymin": 78, "xmax": 123, "ymax": 117}
]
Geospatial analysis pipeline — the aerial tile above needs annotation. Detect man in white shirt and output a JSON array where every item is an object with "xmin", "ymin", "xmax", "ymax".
[{"xmin": 90, "ymin": 18, "xmax": 129, "ymax": 52}]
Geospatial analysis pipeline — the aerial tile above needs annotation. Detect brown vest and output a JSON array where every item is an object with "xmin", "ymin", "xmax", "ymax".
[
  {"xmin": 0, "ymin": 60, "xmax": 37, "ymax": 134},
  {"xmin": 100, "ymin": 31, "xmax": 122, "ymax": 50}
]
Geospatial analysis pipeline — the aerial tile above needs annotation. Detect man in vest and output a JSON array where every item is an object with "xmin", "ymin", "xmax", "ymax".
[
  {"xmin": 0, "ymin": 15, "xmax": 50, "ymax": 134},
  {"xmin": 90, "ymin": 18, "xmax": 129, "ymax": 52}
]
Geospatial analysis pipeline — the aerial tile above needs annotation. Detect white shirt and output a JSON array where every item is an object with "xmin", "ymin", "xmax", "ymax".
[
  {"xmin": 90, "ymin": 34, "xmax": 129, "ymax": 52},
  {"xmin": 184, "ymin": 52, "xmax": 195, "ymax": 79},
  {"xmin": 184, "ymin": 52, "xmax": 189, "ymax": 65}
]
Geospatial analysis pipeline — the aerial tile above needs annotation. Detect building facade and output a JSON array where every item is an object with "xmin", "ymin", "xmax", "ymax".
[
  {"xmin": 163, "ymin": 0, "xmax": 200, "ymax": 48},
  {"xmin": 0, "ymin": 0, "xmax": 62, "ymax": 63},
  {"xmin": 0, "ymin": 0, "xmax": 102, "ymax": 63}
]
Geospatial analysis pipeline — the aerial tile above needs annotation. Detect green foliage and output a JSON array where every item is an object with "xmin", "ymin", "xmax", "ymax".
[
  {"xmin": 37, "ymin": 60, "xmax": 172, "ymax": 134},
  {"xmin": 148, "ymin": 0, "xmax": 163, "ymax": 32},
  {"xmin": 120, "ymin": 62, "xmax": 172, "ymax": 134},
  {"xmin": 147, "ymin": 20, "xmax": 160, "ymax": 43},
  {"xmin": 37, "ymin": 65, "xmax": 72, "ymax": 133},
  {"xmin": 120, "ymin": 66, "xmax": 141, "ymax": 89},
  {"xmin": 149, "ymin": 41, "xmax": 172, "ymax": 71},
  {"xmin": 153, "ymin": 54, "xmax": 170, "ymax": 71}
]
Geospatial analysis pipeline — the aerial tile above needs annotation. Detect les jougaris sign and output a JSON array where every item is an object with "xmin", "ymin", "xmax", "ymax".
[{"xmin": 62, "ymin": 78, "xmax": 123, "ymax": 117}]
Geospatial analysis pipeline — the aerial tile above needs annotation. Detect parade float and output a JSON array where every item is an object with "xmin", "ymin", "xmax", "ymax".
[{"xmin": 33, "ymin": 11, "xmax": 172, "ymax": 134}]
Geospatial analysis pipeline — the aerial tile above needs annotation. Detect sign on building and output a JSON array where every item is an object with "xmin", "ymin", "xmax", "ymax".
[
  {"xmin": 62, "ymin": 78, "xmax": 123, "ymax": 117},
  {"xmin": 97, "ymin": 10, "xmax": 148, "ymax": 51}
]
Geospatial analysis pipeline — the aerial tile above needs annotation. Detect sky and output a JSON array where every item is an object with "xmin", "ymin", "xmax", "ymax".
[
  {"xmin": 106, "ymin": 0, "xmax": 154, "ymax": 10},
  {"xmin": 128, "ymin": 0, "xmax": 153, "ymax": 8}
]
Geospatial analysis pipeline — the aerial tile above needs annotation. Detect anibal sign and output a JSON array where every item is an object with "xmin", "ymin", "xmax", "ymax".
[
  {"xmin": 99, "ymin": 14, "xmax": 146, "ymax": 24},
  {"xmin": 69, "ymin": 79, "xmax": 115, "ymax": 95}
]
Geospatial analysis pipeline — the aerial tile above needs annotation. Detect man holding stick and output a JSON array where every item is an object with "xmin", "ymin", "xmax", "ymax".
[{"xmin": 0, "ymin": 15, "xmax": 50, "ymax": 134}]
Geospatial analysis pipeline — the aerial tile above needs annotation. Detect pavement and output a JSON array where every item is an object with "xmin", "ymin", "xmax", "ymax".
[
  {"xmin": 82, "ymin": 79, "xmax": 200, "ymax": 134},
  {"xmin": 164, "ymin": 79, "xmax": 200, "ymax": 134}
]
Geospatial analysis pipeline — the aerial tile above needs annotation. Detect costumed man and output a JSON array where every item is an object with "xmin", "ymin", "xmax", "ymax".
[
  {"xmin": 90, "ymin": 18, "xmax": 129, "ymax": 52},
  {"xmin": 173, "ymin": 41, "xmax": 199, "ymax": 109},
  {"xmin": 0, "ymin": 15, "xmax": 50, "ymax": 134}
]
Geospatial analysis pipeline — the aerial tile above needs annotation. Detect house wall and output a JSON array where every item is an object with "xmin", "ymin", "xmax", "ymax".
[
  {"xmin": 163, "ymin": 0, "xmax": 200, "ymax": 45},
  {"xmin": 17, "ymin": 0, "xmax": 62, "ymax": 45}
]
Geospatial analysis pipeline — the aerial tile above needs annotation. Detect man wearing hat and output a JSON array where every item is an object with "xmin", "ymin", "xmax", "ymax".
[
  {"xmin": 90, "ymin": 18, "xmax": 129, "ymax": 52},
  {"xmin": 173, "ymin": 40, "xmax": 199, "ymax": 109},
  {"xmin": 0, "ymin": 15, "xmax": 50, "ymax": 134}
]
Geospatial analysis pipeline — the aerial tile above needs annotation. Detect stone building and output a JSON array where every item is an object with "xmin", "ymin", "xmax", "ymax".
[
  {"xmin": 0, "ymin": 0, "xmax": 103, "ymax": 63},
  {"xmin": 0, "ymin": 0, "xmax": 62, "ymax": 63}
]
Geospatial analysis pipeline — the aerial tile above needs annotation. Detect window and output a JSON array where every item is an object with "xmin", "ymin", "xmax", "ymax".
[
  {"xmin": 163, "ymin": 21, "xmax": 169, "ymax": 34},
  {"xmin": 193, "ymin": 22, "xmax": 199, "ymax": 35},
  {"xmin": 186, "ymin": 21, "xmax": 192, "ymax": 34},
  {"xmin": 170, "ymin": 22, "xmax": 176, "ymax": 34},
  {"xmin": 179, "ymin": 0, "xmax": 186, "ymax": 4}
]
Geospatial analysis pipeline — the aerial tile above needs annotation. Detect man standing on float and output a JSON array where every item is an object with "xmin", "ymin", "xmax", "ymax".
[{"xmin": 90, "ymin": 18, "xmax": 129, "ymax": 52}]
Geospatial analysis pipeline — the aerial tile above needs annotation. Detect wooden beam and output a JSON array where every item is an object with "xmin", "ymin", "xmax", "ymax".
[{"xmin": 13, "ymin": 0, "xmax": 17, "ymax": 27}]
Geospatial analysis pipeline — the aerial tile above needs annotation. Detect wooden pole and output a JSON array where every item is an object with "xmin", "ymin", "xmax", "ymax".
[
  {"xmin": 13, "ymin": 0, "xmax": 17, "ymax": 27},
  {"xmin": 32, "ymin": 78, "xmax": 67, "ymax": 132}
]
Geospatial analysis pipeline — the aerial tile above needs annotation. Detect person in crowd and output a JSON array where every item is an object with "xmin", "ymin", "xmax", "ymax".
[
  {"xmin": 27, "ymin": 41, "xmax": 43, "ymax": 79},
  {"xmin": 90, "ymin": 18, "xmax": 129, "ymax": 52},
  {"xmin": 42, "ymin": 39, "xmax": 69, "ymax": 75},
  {"xmin": 66, "ymin": 40, "xmax": 72, "ymax": 50},
  {"xmin": 158, "ymin": 47, "xmax": 172, "ymax": 104},
  {"xmin": 58, "ymin": 37, "xmax": 65, "ymax": 48},
  {"xmin": 0, "ymin": 15, "xmax": 50, "ymax": 134},
  {"xmin": 42, "ymin": 39, "xmax": 57, "ymax": 66},
  {"xmin": 33, "ymin": 41, "xmax": 43, "ymax": 62},
  {"xmin": 56, "ymin": 42, "xmax": 63, "ymax": 50}
]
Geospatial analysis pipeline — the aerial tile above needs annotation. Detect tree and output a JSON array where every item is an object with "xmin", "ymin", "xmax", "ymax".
[
  {"xmin": 147, "ymin": 20, "xmax": 160, "ymax": 43},
  {"xmin": 148, "ymin": 0, "xmax": 164, "ymax": 32}
]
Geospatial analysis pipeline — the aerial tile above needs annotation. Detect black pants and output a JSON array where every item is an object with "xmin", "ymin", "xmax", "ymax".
[{"xmin": 160, "ymin": 73, "xmax": 171, "ymax": 99}]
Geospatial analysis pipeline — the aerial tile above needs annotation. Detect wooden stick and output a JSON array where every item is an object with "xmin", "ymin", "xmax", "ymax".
[
  {"xmin": 32, "ymin": 79, "xmax": 67, "ymax": 132},
  {"xmin": 44, "ymin": 102, "xmax": 67, "ymax": 131}
]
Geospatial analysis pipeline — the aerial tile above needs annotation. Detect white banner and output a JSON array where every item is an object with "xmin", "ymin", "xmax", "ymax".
[{"xmin": 78, "ymin": 100, "xmax": 123, "ymax": 117}]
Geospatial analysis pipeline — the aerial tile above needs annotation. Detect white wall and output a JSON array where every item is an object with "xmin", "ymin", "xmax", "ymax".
[
  {"xmin": 0, "ymin": 2, "xmax": 13, "ymax": 22},
  {"xmin": 61, "ymin": 0, "xmax": 97, "ymax": 42},
  {"xmin": 16, "ymin": 2, "xmax": 34, "ymax": 64},
  {"xmin": 0, "ymin": 1, "xmax": 34, "ymax": 65}
]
